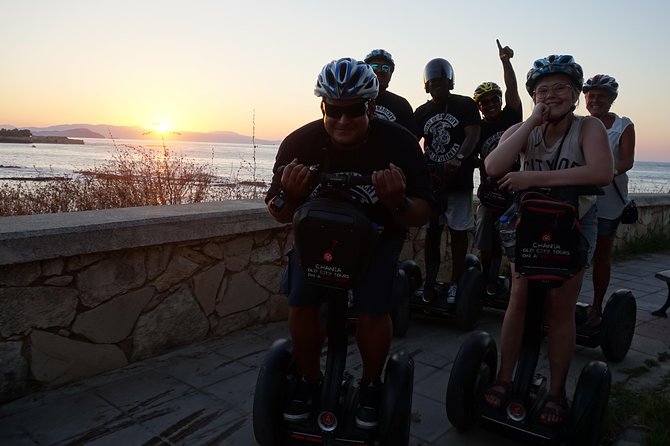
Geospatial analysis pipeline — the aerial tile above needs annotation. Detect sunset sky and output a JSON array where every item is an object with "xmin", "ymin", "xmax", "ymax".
[{"xmin": 2, "ymin": 1, "xmax": 669, "ymax": 161}]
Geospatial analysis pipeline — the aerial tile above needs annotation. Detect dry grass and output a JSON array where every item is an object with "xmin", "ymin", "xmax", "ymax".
[{"xmin": 0, "ymin": 143, "xmax": 267, "ymax": 216}]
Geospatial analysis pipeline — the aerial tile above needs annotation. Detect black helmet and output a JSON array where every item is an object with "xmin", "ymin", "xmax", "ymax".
[
  {"xmin": 525, "ymin": 55, "xmax": 584, "ymax": 96},
  {"xmin": 364, "ymin": 49, "xmax": 395, "ymax": 67},
  {"xmin": 583, "ymin": 74, "xmax": 619, "ymax": 100},
  {"xmin": 423, "ymin": 58, "xmax": 454, "ymax": 92}
]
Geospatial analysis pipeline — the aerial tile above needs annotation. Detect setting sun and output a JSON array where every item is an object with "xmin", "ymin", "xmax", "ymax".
[{"xmin": 151, "ymin": 119, "xmax": 170, "ymax": 135}]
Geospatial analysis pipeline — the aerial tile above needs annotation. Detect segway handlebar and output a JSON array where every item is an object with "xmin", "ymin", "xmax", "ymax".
[{"xmin": 276, "ymin": 164, "xmax": 373, "ymax": 189}]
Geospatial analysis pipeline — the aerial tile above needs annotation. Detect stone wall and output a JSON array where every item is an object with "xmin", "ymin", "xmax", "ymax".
[{"xmin": 1, "ymin": 195, "xmax": 668, "ymax": 403}]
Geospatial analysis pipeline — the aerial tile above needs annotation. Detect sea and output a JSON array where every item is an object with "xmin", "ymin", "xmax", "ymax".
[{"xmin": 0, "ymin": 138, "xmax": 669, "ymax": 194}]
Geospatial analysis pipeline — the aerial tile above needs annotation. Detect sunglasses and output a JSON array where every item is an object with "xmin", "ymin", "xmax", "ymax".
[
  {"xmin": 370, "ymin": 63, "xmax": 392, "ymax": 74},
  {"xmin": 479, "ymin": 96, "xmax": 501, "ymax": 107},
  {"xmin": 323, "ymin": 101, "xmax": 369, "ymax": 119}
]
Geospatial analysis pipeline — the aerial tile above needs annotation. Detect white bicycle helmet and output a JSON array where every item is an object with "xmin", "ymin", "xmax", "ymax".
[
  {"xmin": 314, "ymin": 58, "xmax": 379, "ymax": 100},
  {"xmin": 583, "ymin": 74, "xmax": 619, "ymax": 100}
]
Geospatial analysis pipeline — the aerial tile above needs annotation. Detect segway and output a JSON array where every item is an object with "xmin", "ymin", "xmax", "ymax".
[
  {"xmin": 574, "ymin": 290, "xmax": 637, "ymax": 362},
  {"xmin": 409, "ymin": 253, "xmax": 487, "ymax": 331},
  {"xmin": 389, "ymin": 260, "xmax": 422, "ymax": 337},
  {"xmin": 446, "ymin": 187, "xmax": 611, "ymax": 445},
  {"xmin": 482, "ymin": 206, "xmax": 637, "ymax": 363},
  {"xmin": 253, "ymin": 172, "xmax": 414, "ymax": 445},
  {"xmin": 479, "ymin": 248, "xmax": 512, "ymax": 311}
]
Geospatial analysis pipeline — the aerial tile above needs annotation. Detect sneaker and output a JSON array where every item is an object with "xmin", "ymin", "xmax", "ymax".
[
  {"xmin": 422, "ymin": 287, "xmax": 435, "ymax": 303},
  {"xmin": 447, "ymin": 283, "xmax": 458, "ymax": 304},
  {"xmin": 283, "ymin": 375, "xmax": 317, "ymax": 422},
  {"xmin": 355, "ymin": 378, "xmax": 382, "ymax": 429}
]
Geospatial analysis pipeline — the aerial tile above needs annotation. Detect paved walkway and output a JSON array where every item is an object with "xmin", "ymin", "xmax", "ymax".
[{"xmin": 2, "ymin": 252, "xmax": 669, "ymax": 446}]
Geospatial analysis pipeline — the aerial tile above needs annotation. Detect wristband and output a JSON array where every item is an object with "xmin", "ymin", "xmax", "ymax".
[
  {"xmin": 269, "ymin": 192, "xmax": 288, "ymax": 213},
  {"xmin": 392, "ymin": 197, "xmax": 411, "ymax": 215}
]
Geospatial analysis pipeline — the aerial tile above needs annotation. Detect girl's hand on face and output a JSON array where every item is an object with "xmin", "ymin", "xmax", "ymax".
[{"xmin": 529, "ymin": 102, "xmax": 550, "ymax": 127}]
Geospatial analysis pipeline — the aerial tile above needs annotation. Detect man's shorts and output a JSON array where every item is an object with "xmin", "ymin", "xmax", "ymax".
[
  {"xmin": 438, "ymin": 190, "xmax": 475, "ymax": 231},
  {"xmin": 597, "ymin": 216, "xmax": 621, "ymax": 237},
  {"xmin": 474, "ymin": 205, "xmax": 503, "ymax": 251},
  {"xmin": 281, "ymin": 236, "xmax": 405, "ymax": 314}
]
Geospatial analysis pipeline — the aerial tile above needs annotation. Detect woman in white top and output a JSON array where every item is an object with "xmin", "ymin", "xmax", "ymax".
[
  {"xmin": 582, "ymin": 74, "xmax": 636, "ymax": 326},
  {"xmin": 483, "ymin": 55, "xmax": 613, "ymax": 426}
]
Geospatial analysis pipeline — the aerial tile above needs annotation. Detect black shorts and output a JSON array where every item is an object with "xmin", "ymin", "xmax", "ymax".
[{"xmin": 282, "ymin": 236, "xmax": 404, "ymax": 314}]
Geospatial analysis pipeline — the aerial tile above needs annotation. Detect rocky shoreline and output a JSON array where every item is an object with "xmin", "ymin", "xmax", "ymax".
[{"xmin": 0, "ymin": 135, "xmax": 84, "ymax": 144}]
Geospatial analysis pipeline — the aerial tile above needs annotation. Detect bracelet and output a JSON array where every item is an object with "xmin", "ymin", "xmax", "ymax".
[{"xmin": 392, "ymin": 197, "xmax": 411, "ymax": 215}]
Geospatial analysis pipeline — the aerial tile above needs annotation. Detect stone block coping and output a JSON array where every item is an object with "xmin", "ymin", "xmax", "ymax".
[{"xmin": 0, "ymin": 200, "xmax": 286, "ymax": 266}]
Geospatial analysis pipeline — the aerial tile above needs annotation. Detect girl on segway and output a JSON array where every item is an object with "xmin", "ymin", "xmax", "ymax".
[{"xmin": 483, "ymin": 55, "xmax": 613, "ymax": 426}]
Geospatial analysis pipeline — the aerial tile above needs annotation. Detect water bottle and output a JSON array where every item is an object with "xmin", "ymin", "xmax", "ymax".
[{"xmin": 498, "ymin": 214, "xmax": 516, "ymax": 261}]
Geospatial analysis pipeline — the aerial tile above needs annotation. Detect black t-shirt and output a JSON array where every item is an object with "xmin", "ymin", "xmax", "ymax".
[
  {"xmin": 266, "ymin": 119, "xmax": 435, "ymax": 237},
  {"xmin": 374, "ymin": 90, "xmax": 416, "ymax": 134},
  {"xmin": 477, "ymin": 105, "xmax": 523, "ymax": 183},
  {"xmin": 414, "ymin": 94, "xmax": 481, "ymax": 191}
]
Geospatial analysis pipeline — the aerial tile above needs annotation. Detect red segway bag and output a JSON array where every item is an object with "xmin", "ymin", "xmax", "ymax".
[{"xmin": 514, "ymin": 191, "xmax": 586, "ymax": 285}]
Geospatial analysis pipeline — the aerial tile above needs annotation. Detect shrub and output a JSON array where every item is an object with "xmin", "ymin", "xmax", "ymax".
[{"xmin": 0, "ymin": 143, "xmax": 266, "ymax": 216}]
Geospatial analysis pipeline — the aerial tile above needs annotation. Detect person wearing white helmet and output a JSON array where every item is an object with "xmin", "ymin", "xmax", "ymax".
[
  {"xmin": 582, "ymin": 74, "xmax": 636, "ymax": 326},
  {"xmin": 414, "ymin": 57, "xmax": 481, "ymax": 304},
  {"xmin": 472, "ymin": 39, "xmax": 523, "ymax": 297},
  {"xmin": 484, "ymin": 55, "xmax": 613, "ymax": 426},
  {"xmin": 266, "ymin": 57, "xmax": 434, "ymax": 429},
  {"xmin": 364, "ymin": 49, "xmax": 415, "ymax": 132}
]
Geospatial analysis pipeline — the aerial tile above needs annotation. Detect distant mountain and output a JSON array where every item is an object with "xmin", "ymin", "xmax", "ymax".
[
  {"xmin": 4, "ymin": 124, "xmax": 280, "ymax": 145},
  {"xmin": 31, "ymin": 128, "xmax": 105, "ymax": 138}
]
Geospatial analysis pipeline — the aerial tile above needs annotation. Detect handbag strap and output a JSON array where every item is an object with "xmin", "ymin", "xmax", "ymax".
[
  {"xmin": 611, "ymin": 177, "xmax": 627, "ymax": 205},
  {"xmin": 542, "ymin": 118, "xmax": 572, "ymax": 170}
]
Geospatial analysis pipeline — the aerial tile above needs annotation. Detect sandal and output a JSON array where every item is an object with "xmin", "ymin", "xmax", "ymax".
[
  {"xmin": 538, "ymin": 394, "xmax": 568, "ymax": 426},
  {"xmin": 585, "ymin": 308, "xmax": 602, "ymax": 327},
  {"xmin": 483, "ymin": 380, "xmax": 510, "ymax": 409}
]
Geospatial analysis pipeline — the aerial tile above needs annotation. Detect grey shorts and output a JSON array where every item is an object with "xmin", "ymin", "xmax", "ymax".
[
  {"xmin": 438, "ymin": 190, "xmax": 475, "ymax": 231},
  {"xmin": 281, "ymin": 236, "xmax": 405, "ymax": 314}
]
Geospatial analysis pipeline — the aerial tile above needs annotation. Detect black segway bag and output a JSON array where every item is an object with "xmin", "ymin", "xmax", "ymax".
[
  {"xmin": 292, "ymin": 197, "xmax": 380, "ymax": 290},
  {"xmin": 514, "ymin": 191, "xmax": 586, "ymax": 284}
]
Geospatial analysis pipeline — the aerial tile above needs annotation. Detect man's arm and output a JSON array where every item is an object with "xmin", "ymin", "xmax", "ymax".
[
  {"xmin": 497, "ymin": 39, "xmax": 521, "ymax": 112},
  {"xmin": 459, "ymin": 123, "xmax": 481, "ymax": 158},
  {"xmin": 373, "ymin": 163, "xmax": 431, "ymax": 227}
]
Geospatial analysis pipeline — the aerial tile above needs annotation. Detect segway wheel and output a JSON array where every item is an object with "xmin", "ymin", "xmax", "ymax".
[
  {"xmin": 253, "ymin": 338, "xmax": 292, "ymax": 445},
  {"xmin": 391, "ymin": 268, "xmax": 410, "ymax": 337},
  {"xmin": 600, "ymin": 290, "xmax": 637, "ymax": 362},
  {"xmin": 455, "ymin": 265, "xmax": 485, "ymax": 331},
  {"xmin": 446, "ymin": 331, "xmax": 497, "ymax": 431},
  {"xmin": 379, "ymin": 351, "xmax": 414, "ymax": 446},
  {"xmin": 566, "ymin": 360, "xmax": 611, "ymax": 446},
  {"xmin": 398, "ymin": 259, "xmax": 422, "ymax": 292}
]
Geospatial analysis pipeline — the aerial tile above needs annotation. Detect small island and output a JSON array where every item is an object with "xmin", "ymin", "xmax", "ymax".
[{"xmin": 0, "ymin": 128, "xmax": 85, "ymax": 144}]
